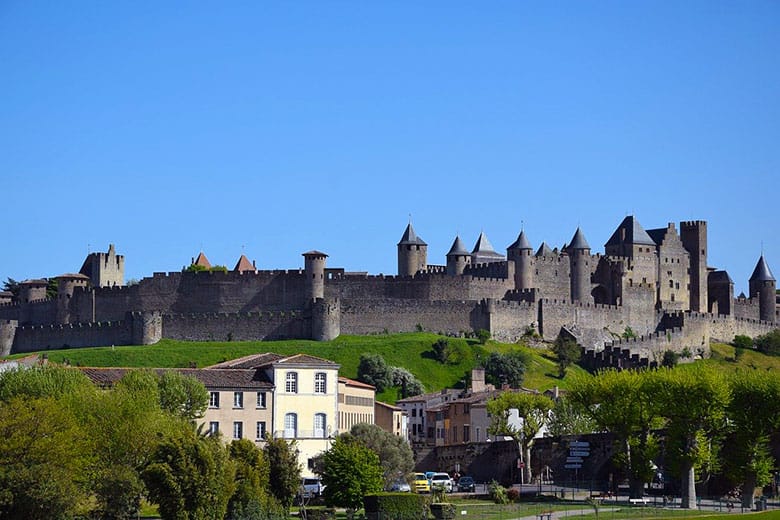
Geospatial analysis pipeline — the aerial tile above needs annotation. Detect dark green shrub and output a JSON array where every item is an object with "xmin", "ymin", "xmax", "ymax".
[
  {"xmin": 476, "ymin": 329, "xmax": 491, "ymax": 344},
  {"xmin": 733, "ymin": 335, "xmax": 753, "ymax": 350},
  {"xmin": 430, "ymin": 503, "xmax": 456, "ymax": 520},
  {"xmin": 363, "ymin": 493, "xmax": 427, "ymax": 520},
  {"xmin": 756, "ymin": 330, "xmax": 780, "ymax": 356},
  {"xmin": 506, "ymin": 488, "xmax": 520, "ymax": 502},
  {"xmin": 488, "ymin": 480, "xmax": 509, "ymax": 504}
]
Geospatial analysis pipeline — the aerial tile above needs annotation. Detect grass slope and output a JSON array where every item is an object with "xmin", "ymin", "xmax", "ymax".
[{"xmin": 16, "ymin": 333, "xmax": 588, "ymax": 402}]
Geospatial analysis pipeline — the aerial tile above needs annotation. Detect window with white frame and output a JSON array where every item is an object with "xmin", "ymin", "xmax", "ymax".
[
  {"xmin": 209, "ymin": 421, "xmax": 219, "ymax": 436},
  {"xmin": 285, "ymin": 372, "xmax": 298, "ymax": 393},
  {"xmin": 209, "ymin": 392, "xmax": 220, "ymax": 408},
  {"xmin": 314, "ymin": 372, "xmax": 327, "ymax": 394},
  {"xmin": 234, "ymin": 391, "xmax": 244, "ymax": 408},
  {"xmin": 256, "ymin": 421, "xmax": 266, "ymax": 440},
  {"xmin": 314, "ymin": 413, "xmax": 326, "ymax": 438},
  {"xmin": 233, "ymin": 421, "xmax": 243, "ymax": 440},
  {"xmin": 257, "ymin": 391, "xmax": 267, "ymax": 408},
  {"xmin": 284, "ymin": 413, "xmax": 297, "ymax": 438}
]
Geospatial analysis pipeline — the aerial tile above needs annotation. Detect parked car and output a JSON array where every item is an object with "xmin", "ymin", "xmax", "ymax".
[
  {"xmin": 389, "ymin": 479, "xmax": 411, "ymax": 492},
  {"xmin": 300, "ymin": 477, "xmax": 325, "ymax": 498},
  {"xmin": 411, "ymin": 473, "xmax": 430, "ymax": 493},
  {"xmin": 430, "ymin": 472, "xmax": 453, "ymax": 493},
  {"xmin": 457, "ymin": 476, "xmax": 475, "ymax": 492}
]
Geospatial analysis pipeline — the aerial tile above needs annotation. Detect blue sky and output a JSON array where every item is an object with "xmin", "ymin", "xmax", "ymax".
[{"xmin": 1, "ymin": 1, "xmax": 778, "ymax": 295}]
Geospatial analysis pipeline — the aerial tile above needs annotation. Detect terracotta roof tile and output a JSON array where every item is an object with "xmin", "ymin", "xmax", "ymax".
[{"xmin": 79, "ymin": 367, "xmax": 273, "ymax": 389}]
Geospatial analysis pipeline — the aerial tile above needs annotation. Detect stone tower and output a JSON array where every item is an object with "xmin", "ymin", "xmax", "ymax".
[
  {"xmin": 397, "ymin": 223, "xmax": 427, "ymax": 277},
  {"xmin": 507, "ymin": 230, "xmax": 533, "ymax": 290},
  {"xmin": 303, "ymin": 251, "xmax": 328, "ymax": 300},
  {"xmin": 680, "ymin": 221, "xmax": 708, "ymax": 312},
  {"xmin": 18, "ymin": 279, "xmax": 48, "ymax": 304},
  {"xmin": 446, "ymin": 236, "xmax": 471, "ymax": 276},
  {"xmin": 749, "ymin": 255, "xmax": 776, "ymax": 323},
  {"xmin": 79, "ymin": 244, "xmax": 125, "ymax": 287},
  {"xmin": 567, "ymin": 227, "xmax": 592, "ymax": 303},
  {"xmin": 55, "ymin": 273, "xmax": 90, "ymax": 324}
]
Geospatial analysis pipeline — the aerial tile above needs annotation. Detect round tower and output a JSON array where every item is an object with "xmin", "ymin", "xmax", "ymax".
[
  {"xmin": 311, "ymin": 297, "xmax": 340, "ymax": 341},
  {"xmin": 0, "ymin": 320, "xmax": 18, "ymax": 357},
  {"xmin": 397, "ymin": 223, "xmax": 427, "ymax": 277},
  {"xmin": 55, "ymin": 273, "xmax": 90, "ymax": 324},
  {"xmin": 302, "ymin": 251, "xmax": 328, "ymax": 300},
  {"xmin": 507, "ymin": 230, "xmax": 533, "ymax": 290},
  {"xmin": 749, "ymin": 255, "xmax": 776, "ymax": 323},
  {"xmin": 567, "ymin": 227, "xmax": 592, "ymax": 303},
  {"xmin": 19, "ymin": 279, "xmax": 48, "ymax": 304},
  {"xmin": 446, "ymin": 236, "xmax": 471, "ymax": 276},
  {"xmin": 130, "ymin": 310, "xmax": 163, "ymax": 345}
]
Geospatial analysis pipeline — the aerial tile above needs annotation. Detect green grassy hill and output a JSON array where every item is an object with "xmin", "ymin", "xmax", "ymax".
[{"xmin": 10, "ymin": 333, "xmax": 588, "ymax": 402}]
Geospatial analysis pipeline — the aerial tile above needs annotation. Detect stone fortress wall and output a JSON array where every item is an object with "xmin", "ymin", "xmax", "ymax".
[{"xmin": 1, "ymin": 217, "xmax": 778, "ymax": 370}]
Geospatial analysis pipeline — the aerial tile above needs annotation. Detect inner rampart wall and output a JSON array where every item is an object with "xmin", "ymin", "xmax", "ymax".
[
  {"xmin": 532, "ymin": 256, "xmax": 570, "ymax": 301},
  {"xmin": 485, "ymin": 300, "xmax": 538, "ymax": 343},
  {"xmin": 539, "ymin": 299, "xmax": 629, "ymax": 342}
]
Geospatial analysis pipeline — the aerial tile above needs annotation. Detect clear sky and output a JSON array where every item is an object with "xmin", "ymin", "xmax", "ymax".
[{"xmin": 1, "ymin": 1, "xmax": 778, "ymax": 295}]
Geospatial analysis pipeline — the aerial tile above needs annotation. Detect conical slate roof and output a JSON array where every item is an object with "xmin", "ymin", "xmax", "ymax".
[
  {"xmin": 471, "ymin": 232, "xmax": 496, "ymax": 254},
  {"xmin": 535, "ymin": 242, "xmax": 553, "ymax": 257},
  {"xmin": 398, "ymin": 223, "xmax": 426, "ymax": 246},
  {"xmin": 750, "ymin": 255, "xmax": 775, "ymax": 282},
  {"xmin": 567, "ymin": 228, "xmax": 590, "ymax": 250},
  {"xmin": 507, "ymin": 230, "xmax": 532, "ymax": 250},
  {"xmin": 234, "ymin": 254, "xmax": 255, "ymax": 272},
  {"xmin": 605, "ymin": 216, "xmax": 656, "ymax": 247},
  {"xmin": 447, "ymin": 236, "xmax": 469, "ymax": 256}
]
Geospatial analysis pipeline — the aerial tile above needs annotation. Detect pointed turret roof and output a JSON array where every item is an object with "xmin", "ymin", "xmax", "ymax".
[
  {"xmin": 535, "ymin": 242, "xmax": 553, "ymax": 257},
  {"xmin": 750, "ymin": 255, "xmax": 775, "ymax": 282},
  {"xmin": 471, "ymin": 232, "xmax": 497, "ymax": 254},
  {"xmin": 234, "ymin": 254, "xmax": 255, "ymax": 272},
  {"xmin": 507, "ymin": 230, "xmax": 532, "ymax": 250},
  {"xmin": 193, "ymin": 251, "xmax": 211, "ymax": 269},
  {"xmin": 398, "ymin": 223, "xmax": 426, "ymax": 246},
  {"xmin": 567, "ymin": 228, "xmax": 590, "ymax": 250},
  {"xmin": 447, "ymin": 236, "xmax": 469, "ymax": 256},
  {"xmin": 605, "ymin": 216, "xmax": 656, "ymax": 247}
]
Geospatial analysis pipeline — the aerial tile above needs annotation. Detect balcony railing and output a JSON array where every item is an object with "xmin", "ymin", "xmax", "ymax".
[{"xmin": 273, "ymin": 430, "xmax": 329, "ymax": 439}]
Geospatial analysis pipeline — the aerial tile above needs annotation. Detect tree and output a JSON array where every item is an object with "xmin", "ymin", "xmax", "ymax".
[
  {"xmin": 483, "ymin": 351, "xmax": 527, "ymax": 388},
  {"xmin": 486, "ymin": 391, "xmax": 553, "ymax": 484},
  {"xmin": 732, "ymin": 335, "xmax": 753, "ymax": 350},
  {"xmin": 755, "ymin": 330, "xmax": 780, "ymax": 356},
  {"xmin": 1, "ymin": 277, "xmax": 19, "ymax": 301},
  {"xmin": 552, "ymin": 335, "xmax": 581, "ymax": 378},
  {"xmin": 263, "ymin": 437, "xmax": 301, "ymax": 510},
  {"xmin": 142, "ymin": 428, "xmax": 235, "ymax": 520},
  {"xmin": 320, "ymin": 436, "xmax": 383, "ymax": 515},
  {"xmin": 661, "ymin": 350, "xmax": 679, "ymax": 368},
  {"xmin": 391, "ymin": 367, "xmax": 425, "ymax": 398},
  {"xmin": 0, "ymin": 397, "xmax": 90, "ymax": 519},
  {"xmin": 650, "ymin": 366, "xmax": 729, "ymax": 509},
  {"xmin": 547, "ymin": 396, "xmax": 597, "ymax": 437},
  {"xmin": 227, "ymin": 439, "xmax": 283, "ymax": 520},
  {"xmin": 476, "ymin": 329, "xmax": 491, "ymax": 344},
  {"xmin": 0, "ymin": 364, "xmax": 95, "ymax": 402},
  {"xmin": 568, "ymin": 370, "xmax": 661, "ymax": 498},
  {"xmin": 158, "ymin": 370, "xmax": 209, "ymax": 421},
  {"xmin": 432, "ymin": 338, "xmax": 452, "ymax": 364},
  {"xmin": 357, "ymin": 353, "xmax": 392, "ymax": 392},
  {"xmin": 349, "ymin": 423, "xmax": 415, "ymax": 487},
  {"xmin": 724, "ymin": 371, "xmax": 780, "ymax": 509}
]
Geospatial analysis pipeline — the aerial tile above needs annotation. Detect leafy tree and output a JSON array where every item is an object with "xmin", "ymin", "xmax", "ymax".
[
  {"xmin": 46, "ymin": 277, "xmax": 58, "ymax": 300},
  {"xmin": 142, "ymin": 428, "xmax": 235, "ymax": 520},
  {"xmin": 349, "ymin": 423, "xmax": 415, "ymax": 487},
  {"xmin": 755, "ymin": 330, "xmax": 780, "ymax": 356},
  {"xmin": 661, "ymin": 350, "xmax": 680, "ymax": 368},
  {"xmin": 227, "ymin": 439, "xmax": 283, "ymax": 520},
  {"xmin": 547, "ymin": 396, "xmax": 597, "ymax": 437},
  {"xmin": 650, "ymin": 366, "xmax": 729, "ymax": 509},
  {"xmin": 357, "ymin": 353, "xmax": 392, "ymax": 392},
  {"xmin": 320, "ymin": 436, "xmax": 383, "ymax": 514},
  {"xmin": 724, "ymin": 371, "xmax": 780, "ymax": 509},
  {"xmin": 432, "ymin": 338, "xmax": 452, "ymax": 364},
  {"xmin": 263, "ymin": 437, "xmax": 301, "ymax": 510},
  {"xmin": 476, "ymin": 329, "xmax": 491, "ymax": 344},
  {"xmin": 487, "ymin": 391, "xmax": 553, "ymax": 484},
  {"xmin": 391, "ymin": 367, "xmax": 425, "ymax": 398},
  {"xmin": 0, "ymin": 397, "xmax": 90, "ymax": 519},
  {"xmin": 1, "ymin": 277, "xmax": 19, "ymax": 301},
  {"xmin": 482, "ymin": 351, "xmax": 527, "ymax": 388},
  {"xmin": 552, "ymin": 335, "xmax": 580, "ymax": 378},
  {"xmin": 158, "ymin": 370, "xmax": 209, "ymax": 421},
  {"xmin": 568, "ymin": 370, "xmax": 661, "ymax": 498},
  {"xmin": 0, "ymin": 364, "xmax": 95, "ymax": 402}
]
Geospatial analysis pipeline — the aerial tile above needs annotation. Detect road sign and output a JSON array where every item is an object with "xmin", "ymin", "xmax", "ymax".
[
  {"xmin": 566, "ymin": 457, "xmax": 583, "ymax": 463},
  {"xmin": 564, "ymin": 464, "xmax": 582, "ymax": 469},
  {"xmin": 570, "ymin": 450, "xmax": 590, "ymax": 457},
  {"xmin": 570, "ymin": 441, "xmax": 590, "ymax": 448}
]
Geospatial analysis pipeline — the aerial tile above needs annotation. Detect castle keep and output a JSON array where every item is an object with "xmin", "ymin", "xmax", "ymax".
[{"xmin": 1, "ymin": 217, "xmax": 777, "ymax": 368}]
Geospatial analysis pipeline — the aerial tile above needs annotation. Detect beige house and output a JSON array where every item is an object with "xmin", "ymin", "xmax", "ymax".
[
  {"xmin": 374, "ymin": 400, "xmax": 408, "ymax": 439},
  {"xmin": 338, "ymin": 376, "xmax": 375, "ymax": 433}
]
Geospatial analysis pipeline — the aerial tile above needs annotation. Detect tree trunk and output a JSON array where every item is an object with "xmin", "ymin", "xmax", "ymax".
[
  {"xmin": 523, "ymin": 443, "xmax": 533, "ymax": 484},
  {"xmin": 628, "ymin": 477, "xmax": 644, "ymax": 500},
  {"xmin": 742, "ymin": 472, "xmax": 757, "ymax": 510},
  {"xmin": 680, "ymin": 462, "xmax": 696, "ymax": 509}
]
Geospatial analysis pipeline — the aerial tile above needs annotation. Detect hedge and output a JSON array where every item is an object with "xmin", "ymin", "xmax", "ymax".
[{"xmin": 363, "ymin": 493, "xmax": 428, "ymax": 520}]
